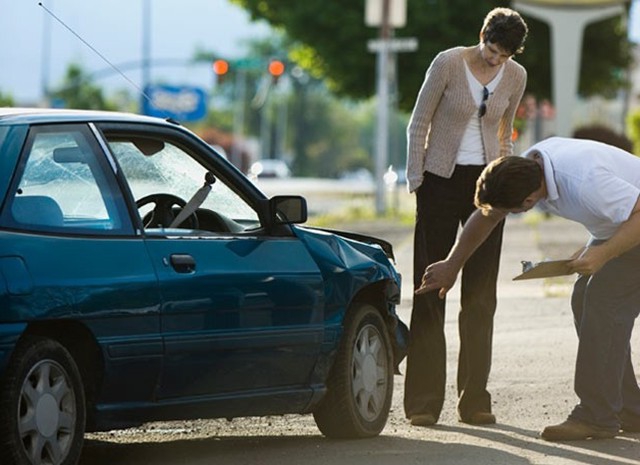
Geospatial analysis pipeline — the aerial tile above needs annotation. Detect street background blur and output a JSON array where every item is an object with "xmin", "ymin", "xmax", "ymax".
[{"xmin": 3, "ymin": 1, "xmax": 640, "ymax": 220}]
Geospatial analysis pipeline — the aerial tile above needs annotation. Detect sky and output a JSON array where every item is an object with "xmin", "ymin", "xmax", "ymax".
[
  {"xmin": 0, "ymin": 0, "xmax": 272, "ymax": 104},
  {"xmin": 2, "ymin": 1, "xmax": 640, "ymax": 105}
]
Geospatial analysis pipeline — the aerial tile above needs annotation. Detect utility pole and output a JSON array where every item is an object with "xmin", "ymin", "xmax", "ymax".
[
  {"xmin": 366, "ymin": 0, "xmax": 415, "ymax": 215},
  {"xmin": 373, "ymin": 0, "xmax": 391, "ymax": 215},
  {"xmin": 141, "ymin": 0, "xmax": 151, "ymax": 114},
  {"xmin": 41, "ymin": 0, "xmax": 53, "ymax": 105}
]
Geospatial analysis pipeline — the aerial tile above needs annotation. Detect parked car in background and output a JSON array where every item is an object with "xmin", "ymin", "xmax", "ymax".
[
  {"xmin": 0, "ymin": 108, "xmax": 407, "ymax": 465},
  {"xmin": 249, "ymin": 158, "xmax": 292, "ymax": 178}
]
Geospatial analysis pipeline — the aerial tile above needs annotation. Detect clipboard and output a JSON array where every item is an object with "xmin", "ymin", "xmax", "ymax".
[{"xmin": 512, "ymin": 259, "xmax": 574, "ymax": 281}]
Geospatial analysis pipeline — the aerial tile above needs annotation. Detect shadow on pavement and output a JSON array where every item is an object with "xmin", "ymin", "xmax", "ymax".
[
  {"xmin": 434, "ymin": 423, "xmax": 640, "ymax": 465},
  {"xmin": 80, "ymin": 434, "xmax": 530, "ymax": 465},
  {"xmin": 80, "ymin": 428, "xmax": 640, "ymax": 465}
]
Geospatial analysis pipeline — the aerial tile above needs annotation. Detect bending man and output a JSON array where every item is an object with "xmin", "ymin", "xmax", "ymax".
[{"xmin": 417, "ymin": 136, "xmax": 640, "ymax": 440}]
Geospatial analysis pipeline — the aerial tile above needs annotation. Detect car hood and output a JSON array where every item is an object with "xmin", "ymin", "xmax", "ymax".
[
  {"xmin": 294, "ymin": 225, "xmax": 399, "ymax": 285},
  {"xmin": 308, "ymin": 227, "xmax": 396, "ymax": 263}
]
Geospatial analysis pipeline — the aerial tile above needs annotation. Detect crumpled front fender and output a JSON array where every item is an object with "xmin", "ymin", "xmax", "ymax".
[{"xmin": 294, "ymin": 226, "xmax": 408, "ymax": 371}]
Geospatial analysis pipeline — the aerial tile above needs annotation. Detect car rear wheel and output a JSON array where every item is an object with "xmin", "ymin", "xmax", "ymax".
[
  {"xmin": 0, "ymin": 336, "xmax": 86, "ymax": 465},
  {"xmin": 313, "ymin": 302, "xmax": 393, "ymax": 438}
]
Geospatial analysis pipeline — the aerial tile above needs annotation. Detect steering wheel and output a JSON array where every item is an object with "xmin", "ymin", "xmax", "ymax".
[{"xmin": 136, "ymin": 193, "xmax": 199, "ymax": 229}]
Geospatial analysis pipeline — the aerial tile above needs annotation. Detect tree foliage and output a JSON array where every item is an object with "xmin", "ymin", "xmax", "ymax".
[
  {"xmin": 0, "ymin": 90, "xmax": 14, "ymax": 107},
  {"xmin": 231, "ymin": 0, "xmax": 632, "ymax": 112},
  {"xmin": 49, "ymin": 64, "xmax": 116, "ymax": 110}
]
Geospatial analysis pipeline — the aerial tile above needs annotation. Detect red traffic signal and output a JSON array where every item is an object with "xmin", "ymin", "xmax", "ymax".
[
  {"xmin": 268, "ymin": 60, "xmax": 285, "ymax": 77},
  {"xmin": 212, "ymin": 59, "xmax": 229, "ymax": 76}
]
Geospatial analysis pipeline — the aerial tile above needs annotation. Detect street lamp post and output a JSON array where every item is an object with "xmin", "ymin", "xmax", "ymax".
[{"xmin": 141, "ymin": 0, "xmax": 151, "ymax": 114}]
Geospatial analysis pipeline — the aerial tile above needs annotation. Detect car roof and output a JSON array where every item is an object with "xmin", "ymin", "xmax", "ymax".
[{"xmin": 0, "ymin": 107, "xmax": 178, "ymax": 127}]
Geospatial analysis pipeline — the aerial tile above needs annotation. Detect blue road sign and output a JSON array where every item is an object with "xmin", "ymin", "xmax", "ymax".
[{"xmin": 143, "ymin": 84, "xmax": 207, "ymax": 121}]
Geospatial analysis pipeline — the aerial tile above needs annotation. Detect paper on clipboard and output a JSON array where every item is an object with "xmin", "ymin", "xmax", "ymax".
[{"xmin": 512, "ymin": 259, "xmax": 574, "ymax": 281}]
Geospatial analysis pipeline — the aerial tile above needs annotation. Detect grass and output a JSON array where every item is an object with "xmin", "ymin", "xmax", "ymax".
[{"xmin": 308, "ymin": 204, "xmax": 414, "ymax": 228}]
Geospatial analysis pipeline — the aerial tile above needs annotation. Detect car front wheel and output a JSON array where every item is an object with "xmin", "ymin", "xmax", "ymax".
[
  {"xmin": 0, "ymin": 336, "xmax": 86, "ymax": 465},
  {"xmin": 313, "ymin": 302, "xmax": 393, "ymax": 438}
]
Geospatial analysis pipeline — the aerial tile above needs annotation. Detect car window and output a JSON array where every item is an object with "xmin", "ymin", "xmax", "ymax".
[
  {"xmin": 1, "ymin": 124, "xmax": 132, "ymax": 235},
  {"xmin": 106, "ymin": 135, "xmax": 260, "ymax": 234}
]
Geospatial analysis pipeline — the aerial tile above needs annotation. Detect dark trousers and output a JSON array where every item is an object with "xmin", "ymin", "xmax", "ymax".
[
  {"xmin": 404, "ymin": 166, "xmax": 504, "ymax": 420},
  {"xmin": 569, "ymin": 243, "xmax": 640, "ymax": 430}
]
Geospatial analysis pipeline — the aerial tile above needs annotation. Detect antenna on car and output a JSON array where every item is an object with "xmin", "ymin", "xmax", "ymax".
[{"xmin": 38, "ymin": 2, "xmax": 152, "ymax": 103}]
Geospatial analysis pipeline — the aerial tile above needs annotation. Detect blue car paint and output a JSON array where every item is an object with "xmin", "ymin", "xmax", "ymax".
[
  {"xmin": 0, "ymin": 125, "xmax": 27, "ymax": 203},
  {"xmin": 142, "ymin": 234, "xmax": 326, "ymax": 399}
]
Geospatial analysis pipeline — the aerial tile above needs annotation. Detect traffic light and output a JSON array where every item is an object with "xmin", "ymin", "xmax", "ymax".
[
  {"xmin": 212, "ymin": 59, "xmax": 229, "ymax": 85},
  {"xmin": 268, "ymin": 59, "xmax": 285, "ymax": 84}
]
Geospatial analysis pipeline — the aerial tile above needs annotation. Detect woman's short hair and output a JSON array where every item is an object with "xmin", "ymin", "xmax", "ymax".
[
  {"xmin": 480, "ymin": 7, "xmax": 528, "ymax": 55},
  {"xmin": 475, "ymin": 155, "xmax": 543, "ymax": 214}
]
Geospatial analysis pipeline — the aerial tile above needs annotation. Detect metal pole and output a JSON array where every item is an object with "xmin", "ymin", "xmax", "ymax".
[
  {"xmin": 232, "ymin": 69, "xmax": 247, "ymax": 169},
  {"xmin": 41, "ymin": 0, "xmax": 53, "ymax": 105},
  {"xmin": 141, "ymin": 0, "xmax": 151, "ymax": 114},
  {"xmin": 374, "ymin": 0, "xmax": 391, "ymax": 215}
]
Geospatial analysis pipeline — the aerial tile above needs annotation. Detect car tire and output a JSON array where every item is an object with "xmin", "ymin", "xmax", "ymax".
[
  {"xmin": 313, "ymin": 302, "xmax": 393, "ymax": 438},
  {"xmin": 0, "ymin": 336, "xmax": 86, "ymax": 465}
]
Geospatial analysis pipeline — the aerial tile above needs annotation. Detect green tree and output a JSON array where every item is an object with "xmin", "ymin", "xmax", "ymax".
[
  {"xmin": 626, "ymin": 108, "xmax": 640, "ymax": 155},
  {"xmin": 0, "ymin": 90, "xmax": 14, "ymax": 107},
  {"xmin": 289, "ymin": 88, "xmax": 373, "ymax": 177},
  {"xmin": 49, "ymin": 63, "xmax": 116, "ymax": 110},
  {"xmin": 231, "ymin": 0, "xmax": 631, "ymax": 111}
]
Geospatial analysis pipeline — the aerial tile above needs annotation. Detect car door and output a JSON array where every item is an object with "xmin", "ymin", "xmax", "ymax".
[
  {"xmin": 103, "ymin": 128, "xmax": 326, "ymax": 399},
  {"xmin": 0, "ymin": 123, "xmax": 163, "ymax": 404}
]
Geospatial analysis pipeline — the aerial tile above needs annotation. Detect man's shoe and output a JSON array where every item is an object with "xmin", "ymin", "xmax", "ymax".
[
  {"xmin": 459, "ymin": 412, "xmax": 496, "ymax": 425},
  {"xmin": 410, "ymin": 413, "xmax": 437, "ymax": 427},
  {"xmin": 541, "ymin": 419, "xmax": 617, "ymax": 441},
  {"xmin": 620, "ymin": 411, "xmax": 640, "ymax": 433}
]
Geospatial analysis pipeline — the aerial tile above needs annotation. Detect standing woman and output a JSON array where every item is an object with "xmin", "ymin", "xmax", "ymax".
[{"xmin": 404, "ymin": 7, "xmax": 528, "ymax": 427}]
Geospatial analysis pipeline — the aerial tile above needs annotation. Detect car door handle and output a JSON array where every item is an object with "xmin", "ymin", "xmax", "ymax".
[{"xmin": 169, "ymin": 254, "xmax": 196, "ymax": 273}]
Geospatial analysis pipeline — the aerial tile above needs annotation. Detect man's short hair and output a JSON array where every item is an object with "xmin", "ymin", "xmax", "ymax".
[{"xmin": 475, "ymin": 155, "xmax": 543, "ymax": 214}]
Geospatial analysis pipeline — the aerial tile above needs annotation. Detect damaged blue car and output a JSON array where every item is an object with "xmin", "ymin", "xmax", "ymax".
[{"xmin": 0, "ymin": 108, "xmax": 407, "ymax": 465}]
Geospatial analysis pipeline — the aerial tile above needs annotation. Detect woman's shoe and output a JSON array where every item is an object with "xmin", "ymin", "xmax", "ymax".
[
  {"xmin": 459, "ymin": 412, "xmax": 496, "ymax": 425},
  {"xmin": 410, "ymin": 413, "xmax": 437, "ymax": 427}
]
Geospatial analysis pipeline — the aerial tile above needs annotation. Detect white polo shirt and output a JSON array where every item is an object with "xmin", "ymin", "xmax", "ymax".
[{"xmin": 522, "ymin": 137, "xmax": 640, "ymax": 240}]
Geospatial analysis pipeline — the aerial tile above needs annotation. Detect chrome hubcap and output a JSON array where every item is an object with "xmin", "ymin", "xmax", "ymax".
[
  {"xmin": 351, "ymin": 324, "xmax": 388, "ymax": 421},
  {"xmin": 19, "ymin": 360, "xmax": 76, "ymax": 465}
]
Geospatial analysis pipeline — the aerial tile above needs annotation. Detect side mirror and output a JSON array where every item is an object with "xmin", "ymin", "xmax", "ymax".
[{"xmin": 270, "ymin": 195, "xmax": 307, "ymax": 225}]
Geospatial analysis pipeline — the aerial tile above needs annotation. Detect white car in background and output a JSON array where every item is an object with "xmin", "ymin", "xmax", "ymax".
[{"xmin": 250, "ymin": 159, "xmax": 292, "ymax": 178}]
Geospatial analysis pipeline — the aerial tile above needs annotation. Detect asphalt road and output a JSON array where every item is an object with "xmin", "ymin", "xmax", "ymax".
[{"xmin": 79, "ymin": 214, "xmax": 640, "ymax": 465}]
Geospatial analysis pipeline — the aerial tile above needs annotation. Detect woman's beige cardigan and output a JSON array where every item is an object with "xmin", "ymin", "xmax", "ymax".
[{"xmin": 406, "ymin": 46, "xmax": 527, "ymax": 193}]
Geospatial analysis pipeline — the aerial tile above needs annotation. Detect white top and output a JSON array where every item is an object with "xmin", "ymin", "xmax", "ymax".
[
  {"xmin": 455, "ymin": 63, "xmax": 504, "ymax": 165},
  {"xmin": 523, "ymin": 136, "xmax": 640, "ymax": 240}
]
